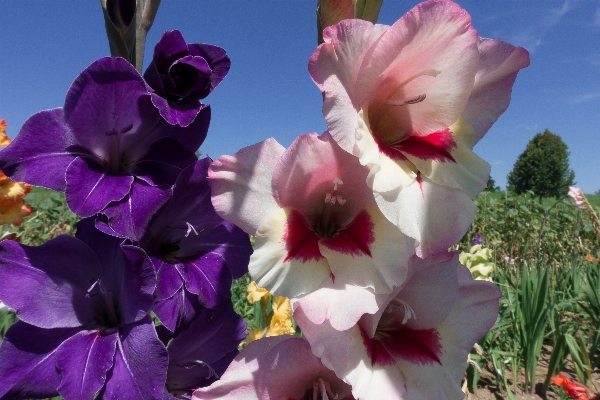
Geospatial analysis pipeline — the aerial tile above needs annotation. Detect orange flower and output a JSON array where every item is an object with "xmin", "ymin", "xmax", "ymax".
[
  {"xmin": 0, "ymin": 172, "xmax": 32, "ymax": 199},
  {"xmin": 551, "ymin": 373, "xmax": 592, "ymax": 400},
  {"xmin": 585, "ymin": 255, "xmax": 595, "ymax": 262},
  {"xmin": 0, "ymin": 120, "xmax": 10, "ymax": 147},
  {"xmin": 0, "ymin": 197, "xmax": 32, "ymax": 226}
]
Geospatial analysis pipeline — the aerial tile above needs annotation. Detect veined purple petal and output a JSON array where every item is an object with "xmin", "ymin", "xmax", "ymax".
[
  {"xmin": 0, "ymin": 108, "xmax": 80, "ymax": 191},
  {"xmin": 56, "ymin": 330, "xmax": 118, "ymax": 400},
  {"xmin": 65, "ymin": 157, "xmax": 134, "ymax": 217},
  {"xmin": 64, "ymin": 57, "xmax": 158, "ymax": 159},
  {"xmin": 150, "ymin": 94, "xmax": 206, "ymax": 127},
  {"xmin": 97, "ymin": 180, "xmax": 172, "ymax": 241},
  {"xmin": 0, "ymin": 237, "xmax": 103, "ymax": 329},
  {"xmin": 151, "ymin": 30, "xmax": 189, "ymax": 71},
  {"xmin": 0, "ymin": 322, "xmax": 78, "ymax": 399},
  {"xmin": 154, "ymin": 258, "xmax": 185, "ymax": 301},
  {"xmin": 75, "ymin": 219, "xmax": 156, "ymax": 325},
  {"xmin": 100, "ymin": 316, "xmax": 168, "ymax": 400},
  {"xmin": 166, "ymin": 304, "xmax": 245, "ymax": 394},
  {"xmin": 193, "ymin": 221, "xmax": 251, "ymax": 280},
  {"xmin": 177, "ymin": 252, "xmax": 232, "ymax": 308},
  {"xmin": 132, "ymin": 137, "xmax": 197, "ymax": 186},
  {"xmin": 125, "ymin": 106, "xmax": 211, "ymax": 161},
  {"xmin": 152, "ymin": 286, "xmax": 205, "ymax": 332}
]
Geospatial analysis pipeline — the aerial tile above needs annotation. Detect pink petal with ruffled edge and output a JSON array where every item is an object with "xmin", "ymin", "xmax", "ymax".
[
  {"xmin": 464, "ymin": 38, "xmax": 530, "ymax": 145},
  {"xmin": 208, "ymin": 138, "xmax": 285, "ymax": 235},
  {"xmin": 296, "ymin": 252, "xmax": 501, "ymax": 400},
  {"xmin": 193, "ymin": 336, "xmax": 354, "ymax": 400},
  {"xmin": 374, "ymin": 177, "xmax": 477, "ymax": 258}
]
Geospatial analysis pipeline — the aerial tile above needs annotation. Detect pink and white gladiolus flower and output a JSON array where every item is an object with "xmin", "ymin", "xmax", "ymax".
[
  {"xmin": 568, "ymin": 186, "xmax": 586, "ymax": 209},
  {"xmin": 209, "ymin": 132, "xmax": 414, "ymax": 329},
  {"xmin": 193, "ymin": 336, "xmax": 355, "ymax": 400},
  {"xmin": 310, "ymin": 0, "xmax": 530, "ymax": 257},
  {"xmin": 295, "ymin": 252, "xmax": 502, "ymax": 400}
]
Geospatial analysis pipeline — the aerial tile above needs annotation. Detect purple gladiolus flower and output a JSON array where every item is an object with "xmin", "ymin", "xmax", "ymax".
[
  {"xmin": 158, "ymin": 301, "xmax": 246, "ymax": 399},
  {"xmin": 0, "ymin": 57, "xmax": 210, "ymax": 219},
  {"xmin": 98, "ymin": 158, "xmax": 252, "ymax": 331},
  {"xmin": 144, "ymin": 30, "xmax": 231, "ymax": 127},
  {"xmin": 0, "ymin": 219, "xmax": 168, "ymax": 400}
]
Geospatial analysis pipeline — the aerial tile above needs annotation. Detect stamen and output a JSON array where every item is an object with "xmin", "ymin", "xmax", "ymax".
[
  {"xmin": 184, "ymin": 222, "xmax": 198, "ymax": 237},
  {"xmin": 332, "ymin": 178, "xmax": 343, "ymax": 191},
  {"xmin": 386, "ymin": 298, "xmax": 417, "ymax": 324},
  {"xmin": 312, "ymin": 378, "xmax": 338, "ymax": 400},
  {"xmin": 179, "ymin": 360, "xmax": 219, "ymax": 379},
  {"xmin": 385, "ymin": 69, "xmax": 440, "ymax": 101},
  {"xmin": 336, "ymin": 196, "xmax": 346, "ymax": 205},
  {"xmin": 324, "ymin": 193, "xmax": 332, "ymax": 203},
  {"xmin": 384, "ymin": 93, "xmax": 426, "ymax": 107}
]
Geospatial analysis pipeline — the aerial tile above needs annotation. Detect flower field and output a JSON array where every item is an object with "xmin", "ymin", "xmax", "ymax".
[{"xmin": 1, "ymin": 187, "xmax": 599, "ymax": 399}]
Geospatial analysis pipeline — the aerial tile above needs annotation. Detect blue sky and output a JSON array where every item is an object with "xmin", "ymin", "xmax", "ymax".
[{"xmin": 1, "ymin": 0, "xmax": 598, "ymax": 193}]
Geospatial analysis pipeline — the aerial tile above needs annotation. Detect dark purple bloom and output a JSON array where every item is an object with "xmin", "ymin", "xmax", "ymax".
[
  {"xmin": 97, "ymin": 158, "xmax": 252, "ymax": 331},
  {"xmin": 0, "ymin": 219, "xmax": 168, "ymax": 400},
  {"xmin": 0, "ymin": 57, "xmax": 209, "ymax": 219},
  {"xmin": 144, "ymin": 30, "xmax": 230, "ymax": 127},
  {"xmin": 158, "ymin": 302, "xmax": 246, "ymax": 399},
  {"xmin": 472, "ymin": 234, "xmax": 483, "ymax": 245}
]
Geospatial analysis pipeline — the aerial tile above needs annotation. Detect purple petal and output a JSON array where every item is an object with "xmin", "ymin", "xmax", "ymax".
[
  {"xmin": 100, "ymin": 316, "xmax": 168, "ymax": 400},
  {"xmin": 65, "ymin": 157, "xmax": 134, "ymax": 217},
  {"xmin": 132, "ymin": 137, "xmax": 197, "ymax": 186},
  {"xmin": 154, "ymin": 259, "xmax": 185, "ymax": 301},
  {"xmin": 126, "ymin": 106, "xmax": 210, "ymax": 159},
  {"xmin": 187, "ymin": 43, "xmax": 231, "ymax": 99},
  {"xmin": 0, "ymin": 237, "xmax": 103, "ymax": 328},
  {"xmin": 98, "ymin": 180, "xmax": 172, "ymax": 241},
  {"xmin": 150, "ymin": 93, "xmax": 206, "ymax": 127},
  {"xmin": 0, "ymin": 108, "xmax": 80, "ymax": 191},
  {"xmin": 75, "ymin": 219, "xmax": 156, "ymax": 325},
  {"xmin": 177, "ymin": 252, "xmax": 232, "ymax": 308},
  {"xmin": 56, "ymin": 330, "xmax": 118, "ymax": 400},
  {"xmin": 202, "ymin": 221, "xmax": 251, "ymax": 280},
  {"xmin": 0, "ymin": 321, "xmax": 79, "ymax": 399},
  {"xmin": 152, "ymin": 286, "xmax": 204, "ymax": 332},
  {"xmin": 118, "ymin": 245, "xmax": 157, "ymax": 324},
  {"xmin": 164, "ymin": 56, "xmax": 211, "ymax": 97},
  {"xmin": 166, "ymin": 304, "xmax": 245, "ymax": 393},
  {"xmin": 64, "ymin": 57, "xmax": 158, "ymax": 159},
  {"xmin": 151, "ymin": 30, "xmax": 189, "ymax": 70}
]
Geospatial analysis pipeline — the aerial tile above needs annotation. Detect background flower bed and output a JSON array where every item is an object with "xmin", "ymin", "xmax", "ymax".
[{"xmin": 1, "ymin": 187, "xmax": 599, "ymax": 399}]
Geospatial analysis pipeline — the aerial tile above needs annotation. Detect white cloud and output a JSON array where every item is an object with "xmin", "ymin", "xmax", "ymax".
[
  {"xmin": 569, "ymin": 91, "xmax": 600, "ymax": 104},
  {"xmin": 508, "ymin": 0, "xmax": 572, "ymax": 53}
]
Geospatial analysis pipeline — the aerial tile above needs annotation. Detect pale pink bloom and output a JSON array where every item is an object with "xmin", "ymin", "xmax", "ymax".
[
  {"xmin": 192, "ymin": 335, "xmax": 355, "ymax": 400},
  {"xmin": 309, "ymin": 0, "xmax": 530, "ymax": 257},
  {"xmin": 295, "ymin": 252, "xmax": 501, "ymax": 400},
  {"xmin": 568, "ymin": 186, "xmax": 586, "ymax": 209},
  {"xmin": 501, "ymin": 254, "xmax": 516, "ymax": 265},
  {"xmin": 209, "ymin": 132, "xmax": 414, "ymax": 328}
]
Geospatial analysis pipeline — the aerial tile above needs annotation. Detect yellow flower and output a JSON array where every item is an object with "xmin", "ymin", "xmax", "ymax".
[
  {"xmin": 247, "ymin": 281, "xmax": 271, "ymax": 304},
  {"xmin": 266, "ymin": 296, "xmax": 295, "ymax": 337},
  {"xmin": 240, "ymin": 327, "xmax": 266, "ymax": 347}
]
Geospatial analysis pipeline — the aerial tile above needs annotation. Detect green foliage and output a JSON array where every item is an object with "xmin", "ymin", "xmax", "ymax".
[
  {"xmin": 507, "ymin": 129, "xmax": 575, "ymax": 198},
  {"xmin": 1, "ymin": 187, "xmax": 79, "ymax": 246}
]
